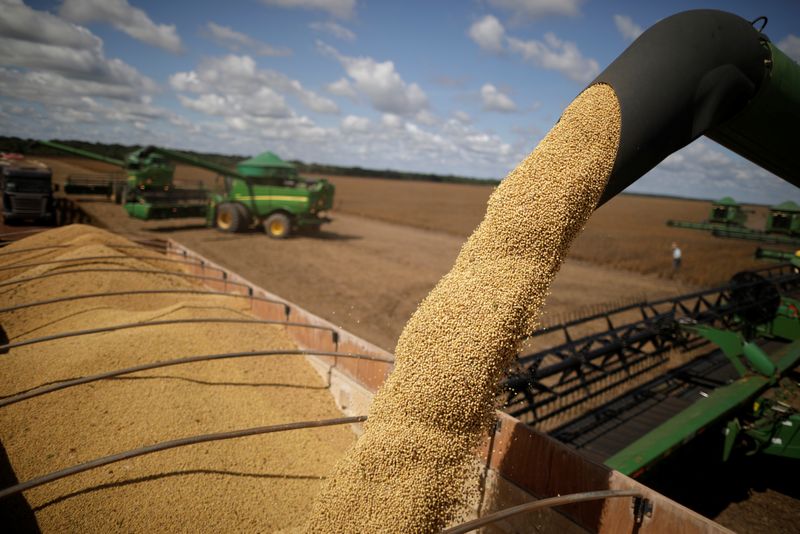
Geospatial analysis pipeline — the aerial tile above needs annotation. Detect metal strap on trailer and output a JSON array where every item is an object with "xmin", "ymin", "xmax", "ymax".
[
  {"xmin": 0, "ymin": 349, "xmax": 392, "ymax": 408},
  {"xmin": 0, "ymin": 289, "xmax": 289, "ymax": 317},
  {"xmin": 0, "ymin": 317, "xmax": 341, "ymax": 354},
  {"xmin": 0, "ymin": 416, "xmax": 367, "ymax": 501}
]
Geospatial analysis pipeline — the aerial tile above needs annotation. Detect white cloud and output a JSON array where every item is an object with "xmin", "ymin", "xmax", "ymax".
[
  {"xmin": 326, "ymin": 77, "xmax": 357, "ymax": 98},
  {"xmin": 613, "ymin": 14, "xmax": 643, "ymax": 42},
  {"xmin": 59, "ymin": 0, "xmax": 182, "ymax": 53},
  {"xmin": 381, "ymin": 113, "xmax": 403, "ymax": 129},
  {"xmin": 0, "ymin": 68, "xmax": 152, "ymax": 103},
  {"xmin": 179, "ymin": 88, "xmax": 292, "ymax": 118},
  {"xmin": 0, "ymin": 0, "xmax": 156, "ymax": 99},
  {"xmin": 0, "ymin": 0, "xmax": 97, "ymax": 50},
  {"xmin": 0, "ymin": 68, "xmax": 171, "ymax": 134},
  {"xmin": 204, "ymin": 22, "xmax": 291, "ymax": 56},
  {"xmin": 260, "ymin": 0, "xmax": 356, "ymax": 19},
  {"xmin": 341, "ymin": 114, "xmax": 371, "ymax": 132},
  {"xmin": 507, "ymin": 32, "xmax": 599, "ymax": 83},
  {"xmin": 310, "ymin": 20, "xmax": 356, "ymax": 41},
  {"xmin": 469, "ymin": 15, "xmax": 505, "ymax": 53},
  {"xmin": 415, "ymin": 109, "xmax": 438, "ymax": 126},
  {"xmin": 170, "ymin": 54, "xmax": 338, "ymax": 115},
  {"xmin": 328, "ymin": 110, "xmax": 515, "ymax": 175},
  {"xmin": 467, "ymin": 15, "xmax": 597, "ymax": 84},
  {"xmin": 453, "ymin": 110, "xmax": 471, "ymax": 123},
  {"xmin": 777, "ymin": 34, "xmax": 800, "ymax": 63},
  {"xmin": 634, "ymin": 138, "xmax": 800, "ymax": 205},
  {"xmin": 487, "ymin": 0, "xmax": 583, "ymax": 21},
  {"xmin": 481, "ymin": 83, "xmax": 516, "ymax": 112},
  {"xmin": 318, "ymin": 41, "xmax": 428, "ymax": 115}
]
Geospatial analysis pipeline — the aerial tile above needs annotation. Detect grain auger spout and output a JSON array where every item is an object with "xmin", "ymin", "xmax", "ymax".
[{"xmin": 590, "ymin": 9, "xmax": 800, "ymax": 207}]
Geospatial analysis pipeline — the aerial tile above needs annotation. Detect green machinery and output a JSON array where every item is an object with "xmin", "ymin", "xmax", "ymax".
[
  {"xmin": 505, "ymin": 8, "xmax": 800, "ymax": 480},
  {"xmin": 668, "ymin": 198, "xmax": 800, "ymax": 246},
  {"xmin": 38, "ymin": 141, "xmax": 334, "ymax": 238},
  {"xmin": 503, "ymin": 265, "xmax": 800, "ymax": 478},
  {"xmin": 39, "ymin": 140, "xmax": 198, "ymax": 207},
  {"xmin": 767, "ymin": 201, "xmax": 800, "ymax": 235},
  {"xmin": 134, "ymin": 146, "xmax": 334, "ymax": 238},
  {"xmin": 668, "ymin": 196, "xmax": 749, "ymax": 230},
  {"xmin": 756, "ymin": 247, "xmax": 800, "ymax": 263}
]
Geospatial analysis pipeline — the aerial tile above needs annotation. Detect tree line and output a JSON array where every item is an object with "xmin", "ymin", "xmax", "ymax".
[{"xmin": 0, "ymin": 136, "xmax": 498, "ymax": 186}]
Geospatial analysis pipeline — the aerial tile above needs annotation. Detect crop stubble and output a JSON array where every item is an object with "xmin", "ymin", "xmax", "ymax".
[{"xmin": 305, "ymin": 84, "xmax": 622, "ymax": 531}]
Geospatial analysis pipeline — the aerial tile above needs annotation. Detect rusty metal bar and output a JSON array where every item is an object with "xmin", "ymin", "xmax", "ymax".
[
  {"xmin": 0, "ymin": 416, "xmax": 367, "ymax": 500},
  {"xmin": 0, "ymin": 243, "xmax": 163, "ymax": 259},
  {"xmin": 0, "ymin": 267, "xmax": 243, "ymax": 291},
  {"xmin": 443, "ymin": 489, "xmax": 644, "ymax": 534},
  {"xmin": 0, "ymin": 255, "xmax": 210, "ymax": 272},
  {"xmin": 0, "ymin": 349, "xmax": 392, "ymax": 407},
  {"xmin": 0, "ymin": 317, "xmax": 339, "ymax": 353},
  {"xmin": 0, "ymin": 289, "xmax": 287, "ymax": 316}
]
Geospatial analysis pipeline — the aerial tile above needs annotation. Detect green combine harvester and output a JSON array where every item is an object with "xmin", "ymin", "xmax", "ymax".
[
  {"xmin": 668, "ymin": 198, "xmax": 800, "ymax": 246},
  {"xmin": 501, "ymin": 8, "xmax": 800, "ymax": 492},
  {"xmin": 504, "ymin": 264, "xmax": 800, "ymax": 479},
  {"xmin": 669, "ymin": 196, "xmax": 750, "ymax": 229},
  {"xmin": 39, "ymin": 141, "xmax": 334, "ymax": 238}
]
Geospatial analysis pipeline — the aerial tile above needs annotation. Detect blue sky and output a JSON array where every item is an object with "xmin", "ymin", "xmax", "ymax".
[{"xmin": 1, "ymin": 0, "xmax": 799, "ymax": 204}]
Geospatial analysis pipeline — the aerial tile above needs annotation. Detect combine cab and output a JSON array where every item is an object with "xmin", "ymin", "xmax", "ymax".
[
  {"xmin": 709, "ymin": 196, "xmax": 748, "ymax": 226},
  {"xmin": 767, "ymin": 201, "xmax": 800, "ymax": 235}
]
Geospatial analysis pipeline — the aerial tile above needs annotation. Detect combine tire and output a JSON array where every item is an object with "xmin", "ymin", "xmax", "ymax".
[
  {"xmin": 216, "ymin": 203, "xmax": 247, "ymax": 233},
  {"xmin": 264, "ymin": 213, "xmax": 291, "ymax": 239}
]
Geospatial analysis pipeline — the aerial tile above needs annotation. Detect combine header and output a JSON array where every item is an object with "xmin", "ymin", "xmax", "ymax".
[
  {"xmin": 668, "ymin": 198, "xmax": 800, "ymax": 246},
  {"xmin": 668, "ymin": 197, "xmax": 749, "ymax": 231},
  {"xmin": 503, "ymin": 263, "xmax": 800, "ymax": 477}
]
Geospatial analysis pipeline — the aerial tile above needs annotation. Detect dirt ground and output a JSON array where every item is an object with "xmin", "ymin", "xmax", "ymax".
[
  {"xmin": 24, "ymin": 155, "xmax": 800, "ymax": 532},
  {"xmin": 36, "ymin": 157, "xmax": 710, "ymax": 349}
]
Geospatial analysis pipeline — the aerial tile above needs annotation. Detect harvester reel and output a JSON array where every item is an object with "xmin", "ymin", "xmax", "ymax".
[{"xmin": 728, "ymin": 271, "xmax": 781, "ymax": 325}]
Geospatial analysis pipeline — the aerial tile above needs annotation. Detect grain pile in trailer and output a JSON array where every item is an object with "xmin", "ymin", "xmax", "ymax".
[{"xmin": 0, "ymin": 224, "xmax": 356, "ymax": 532}]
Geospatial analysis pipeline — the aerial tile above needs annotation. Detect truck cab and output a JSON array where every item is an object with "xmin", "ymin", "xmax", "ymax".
[{"xmin": 0, "ymin": 155, "xmax": 56, "ymax": 224}]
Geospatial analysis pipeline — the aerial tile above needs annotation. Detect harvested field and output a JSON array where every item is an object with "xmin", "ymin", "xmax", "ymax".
[
  {"xmin": 318, "ymin": 173, "xmax": 774, "ymax": 288},
  {"xmin": 38, "ymin": 156, "xmax": 702, "ymax": 352},
  {"xmin": 0, "ymin": 225, "xmax": 356, "ymax": 532}
]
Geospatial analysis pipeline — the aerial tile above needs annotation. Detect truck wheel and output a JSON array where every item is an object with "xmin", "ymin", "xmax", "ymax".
[
  {"xmin": 264, "ymin": 213, "xmax": 291, "ymax": 239},
  {"xmin": 216, "ymin": 203, "xmax": 246, "ymax": 233}
]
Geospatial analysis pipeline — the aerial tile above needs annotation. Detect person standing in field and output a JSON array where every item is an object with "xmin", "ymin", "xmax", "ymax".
[{"xmin": 672, "ymin": 242, "xmax": 682, "ymax": 271}]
